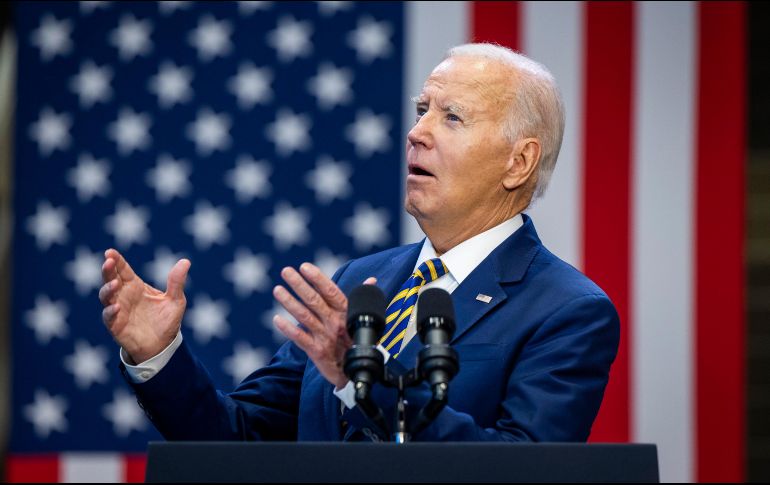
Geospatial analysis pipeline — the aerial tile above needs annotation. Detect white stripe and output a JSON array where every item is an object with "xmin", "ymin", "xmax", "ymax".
[
  {"xmin": 521, "ymin": 1, "xmax": 584, "ymax": 270},
  {"xmin": 632, "ymin": 2, "xmax": 695, "ymax": 482},
  {"xmin": 62, "ymin": 453, "xmax": 122, "ymax": 483},
  {"xmin": 401, "ymin": 1, "xmax": 469, "ymax": 245}
]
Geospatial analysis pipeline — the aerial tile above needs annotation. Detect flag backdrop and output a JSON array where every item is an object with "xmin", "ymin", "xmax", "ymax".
[{"xmin": 7, "ymin": 1, "xmax": 745, "ymax": 483}]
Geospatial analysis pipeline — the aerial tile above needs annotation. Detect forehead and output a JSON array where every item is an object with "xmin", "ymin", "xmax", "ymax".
[{"xmin": 419, "ymin": 56, "xmax": 515, "ymax": 107}]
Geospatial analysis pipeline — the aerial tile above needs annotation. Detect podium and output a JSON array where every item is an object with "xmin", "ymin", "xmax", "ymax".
[{"xmin": 145, "ymin": 442, "xmax": 659, "ymax": 482}]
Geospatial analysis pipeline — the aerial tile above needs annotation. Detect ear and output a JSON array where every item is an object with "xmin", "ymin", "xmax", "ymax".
[{"xmin": 502, "ymin": 137, "xmax": 541, "ymax": 191}]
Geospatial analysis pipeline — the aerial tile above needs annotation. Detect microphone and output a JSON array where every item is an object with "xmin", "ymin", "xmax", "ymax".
[
  {"xmin": 343, "ymin": 285, "xmax": 388, "ymax": 435},
  {"xmin": 416, "ymin": 287, "xmax": 459, "ymax": 389}
]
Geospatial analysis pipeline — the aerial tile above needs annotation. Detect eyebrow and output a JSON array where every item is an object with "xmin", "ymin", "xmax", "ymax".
[{"xmin": 410, "ymin": 95, "xmax": 469, "ymax": 116}]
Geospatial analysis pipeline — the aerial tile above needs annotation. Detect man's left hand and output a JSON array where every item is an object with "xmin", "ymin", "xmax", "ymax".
[{"xmin": 273, "ymin": 262, "xmax": 376, "ymax": 390}]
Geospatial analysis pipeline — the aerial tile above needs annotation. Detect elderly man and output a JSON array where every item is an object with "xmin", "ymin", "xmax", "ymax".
[{"xmin": 99, "ymin": 43, "xmax": 619, "ymax": 442}]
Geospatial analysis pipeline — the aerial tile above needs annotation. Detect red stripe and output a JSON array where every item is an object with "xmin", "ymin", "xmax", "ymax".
[
  {"xmin": 124, "ymin": 454, "xmax": 148, "ymax": 483},
  {"xmin": 6, "ymin": 455, "xmax": 60, "ymax": 483},
  {"xmin": 582, "ymin": 1, "xmax": 633, "ymax": 443},
  {"xmin": 471, "ymin": 1, "xmax": 521, "ymax": 52},
  {"xmin": 695, "ymin": 2, "xmax": 746, "ymax": 481}
]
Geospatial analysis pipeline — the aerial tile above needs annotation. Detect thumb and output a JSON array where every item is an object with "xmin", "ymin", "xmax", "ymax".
[
  {"xmin": 166, "ymin": 259, "xmax": 191, "ymax": 301},
  {"xmin": 363, "ymin": 276, "xmax": 377, "ymax": 285}
]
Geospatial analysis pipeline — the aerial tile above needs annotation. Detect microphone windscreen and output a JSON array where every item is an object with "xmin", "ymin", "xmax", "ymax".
[
  {"xmin": 416, "ymin": 287, "xmax": 456, "ymax": 335},
  {"xmin": 347, "ymin": 284, "xmax": 386, "ymax": 327}
]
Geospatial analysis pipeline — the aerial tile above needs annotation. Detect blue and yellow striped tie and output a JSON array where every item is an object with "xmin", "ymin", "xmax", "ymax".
[{"xmin": 379, "ymin": 258, "xmax": 448, "ymax": 358}]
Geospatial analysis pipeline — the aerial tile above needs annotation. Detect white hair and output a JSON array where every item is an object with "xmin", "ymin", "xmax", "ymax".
[{"xmin": 446, "ymin": 43, "xmax": 565, "ymax": 200}]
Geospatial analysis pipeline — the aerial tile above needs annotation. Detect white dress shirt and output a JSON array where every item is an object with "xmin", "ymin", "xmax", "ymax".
[{"xmin": 121, "ymin": 214, "xmax": 525, "ymax": 411}]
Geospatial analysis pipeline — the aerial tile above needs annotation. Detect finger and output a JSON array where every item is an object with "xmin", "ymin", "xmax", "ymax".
[
  {"xmin": 273, "ymin": 284, "xmax": 324, "ymax": 334},
  {"xmin": 297, "ymin": 263, "xmax": 347, "ymax": 312},
  {"xmin": 166, "ymin": 259, "xmax": 191, "ymax": 301},
  {"xmin": 274, "ymin": 314, "xmax": 314, "ymax": 353},
  {"xmin": 105, "ymin": 248, "xmax": 137, "ymax": 283},
  {"xmin": 102, "ymin": 256, "xmax": 118, "ymax": 284},
  {"xmin": 281, "ymin": 266, "xmax": 334, "ymax": 318},
  {"xmin": 98, "ymin": 279, "xmax": 120, "ymax": 306},
  {"xmin": 363, "ymin": 277, "xmax": 377, "ymax": 285},
  {"xmin": 102, "ymin": 303, "xmax": 120, "ymax": 327}
]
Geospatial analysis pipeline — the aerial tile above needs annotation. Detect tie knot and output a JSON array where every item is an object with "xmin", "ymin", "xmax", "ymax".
[{"xmin": 414, "ymin": 258, "xmax": 448, "ymax": 284}]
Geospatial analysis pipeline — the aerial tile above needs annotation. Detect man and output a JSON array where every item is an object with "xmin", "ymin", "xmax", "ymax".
[{"xmin": 99, "ymin": 43, "xmax": 619, "ymax": 442}]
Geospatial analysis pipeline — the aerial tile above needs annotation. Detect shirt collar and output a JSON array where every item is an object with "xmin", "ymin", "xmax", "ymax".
[{"xmin": 414, "ymin": 213, "xmax": 524, "ymax": 285}]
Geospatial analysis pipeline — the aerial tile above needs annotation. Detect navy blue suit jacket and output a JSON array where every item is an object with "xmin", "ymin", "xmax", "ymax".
[{"xmin": 123, "ymin": 215, "xmax": 619, "ymax": 442}]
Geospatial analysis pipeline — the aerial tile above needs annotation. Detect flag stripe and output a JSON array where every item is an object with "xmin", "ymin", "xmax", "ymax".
[
  {"xmin": 123, "ymin": 454, "xmax": 147, "ymax": 483},
  {"xmin": 6, "ymin": 455, "xmax": 60, "ymax": 482},
  {"xmin": 471, "ymin": 1, "xmax": 520, "ymax": 50},
  {"xmin": 695, "ymin": 2, "xmax": 746, "ymax": 481},
  {"xmin": 62, "ymin": 453, "xmax": 121, "ymax": 483},
  {"xmin": 582, "ymin": 1, "xmax": 633, "ymax": 443},
  {"xmin": 632, "ymin": 2, "xmax": 696, "ymax": 481},
  {"xmin": 520, "ymin": 1, "xmax": 584, "ymax": 270}
]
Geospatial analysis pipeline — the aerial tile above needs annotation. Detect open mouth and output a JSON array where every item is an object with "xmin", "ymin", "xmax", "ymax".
[{"xmin": 409, "ymin": 166, "xmax": 433, "ymax": 177}]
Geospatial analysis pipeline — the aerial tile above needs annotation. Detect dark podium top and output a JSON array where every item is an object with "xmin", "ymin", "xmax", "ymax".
[{"xmin": 145, "ymin": 442, "xmax": 659, "ymax": 483}]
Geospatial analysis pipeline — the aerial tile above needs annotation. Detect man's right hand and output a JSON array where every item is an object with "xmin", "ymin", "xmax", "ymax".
[{"xmin": 99, "ymin": 248, "xmax": 191, "ymax": 364}]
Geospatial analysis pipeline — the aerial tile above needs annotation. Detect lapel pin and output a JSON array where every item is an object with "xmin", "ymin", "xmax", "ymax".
[{"xmin": 476, "ymin": 294, "xmax": 492, "ymax": 303}]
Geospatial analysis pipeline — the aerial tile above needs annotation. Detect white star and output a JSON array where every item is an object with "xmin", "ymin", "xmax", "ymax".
[
  {"xmin": 223, "ymin": 342, "xmax": 270, "ymax": 386},
  {"xmin": 25, "ymin": 295, "xmax": 69, "ymax": 345},
  {"xmin": 343, "ymin": 203, "xmax": 391, "ymax": 251},
  {"xmin": 30, "ymin": 15, "xmax": 73, "ymax": 61},
  {"xmin": 266, "ymin": 16, "xmax": 313, "ymax": 63},
  {"xmin": 265, "ymin": 109, "xmax": 312, "ymax": 157},
  {"xmin": 24, "ymin": 389, "xmax": 68, "ymax": 439},
  {"xmin": 158, "ymin": 1, "xmax": 191, "ymax": 14},
  {"xmin": 186, "ymin": 294, "xmax": 230, "ymax": 344},
  {"xmin": 189, "ymin": 16, "xmax": 232, "ymax": 62},
  {"xmin": 345, "ymin": 110, "xmax": 391, "ymax": 158},
  {"xmin": 146, "ymin": 154, "xmax": 191, "ymax": 202},
  {"xmin": 186, "ymin": 108, "xmax": 231, "ymax": 156},
  {"xmin": 144, "ymin": 247, "xmax": 185, "ymax": 289},
  {"xmin": 228, "ymin": 63, "xmax": 273, "ymax": 109},
  {"xmin": 263, "ymin": 202, "xmax": 311, "ymax": 250},
  {"xmin": 29, "ymin": 107, "xmax": 72, "ymax": 156},
  {"xmin": 102, "ymin": 389, "xmax": 147, "ymax": 437},
  {"xmin": 183, "ymin": 201, "xmax": 230, "ymax": 249},
  {"xmin": 224, "ymin": 155, "xmax": 271, "ymax": 203},
  {"xmin": 305, "ymin": 156, "xmax": 352, "ymax": 204},
  {"xmin": 67, "ymin": 153, "xmax": 111, "ymax": 202},
  {"xmin": 64, "ymin": 340, "xmax": 110, "ymax": 389},
  {"xmin": 80, "ymin": 2, "xmax": 111, "ymax": 14},
  {"xmin": 149, "ymin": 62, "xmax": 193, "ymax": 108},
  {"xmin": 70, "ymin": 61, "xmax": 113, "ymax": 108},
  {"xmin": 110, "ymin": 15, "xmax": 153, "ymax": 61},
  {"xmin": 26, "ymin": 201, "xmax": 69, "ymax": 250},
  {"xmin": 223, "ymin": 248, "xmax": 270, "ymax": 297},
  {"xmin": 314, "ymin": 248, "xmax": 348, "ymax": 279},
  {"xmin": 347, "ymin": 16, "xmax": 392, "ymax": 63},
  {"xmin": 262, "ymin": 303, "xmax": 295, "ymax": 343},
  {"xmin": 65, "ymin": 246, "xmax": 104, "ymax": 296},
  {"xmin": 238, "ymin": 1, "xmax": 272, "ymax": 15},
  {"xmin": 307, "ymin": 63, "xmax": 353, "ymax": 110},
  {"xmin": 317, "ymin": 1, "xmax": 353, "ymax": 16},
  {"xmin": 105, "ymin": 201, "xmax": 150, "ymax": 248},
  {"xmin": 108, "ymin": 108, "xmax": 152, "ymax": 156}
]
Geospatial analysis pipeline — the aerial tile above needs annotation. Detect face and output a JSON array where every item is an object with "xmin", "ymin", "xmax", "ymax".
[{"xmin": 404, "ymin": 56, "xmax": 517, "ymax": 230}]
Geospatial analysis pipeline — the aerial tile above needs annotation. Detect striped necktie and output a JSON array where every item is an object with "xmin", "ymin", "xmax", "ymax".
[{"xmin": 379, "ymin": 258, "xmax": 448, "ymax": 358}]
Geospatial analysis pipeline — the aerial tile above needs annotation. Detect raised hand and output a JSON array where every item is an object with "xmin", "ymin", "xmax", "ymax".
[
  {"xmin": 99, "ymin": 248, "xmax": 191, "ymax": 364},
  {"xmin": 273, "ymin": 262, "xmax": 376, "ymax": 390}
]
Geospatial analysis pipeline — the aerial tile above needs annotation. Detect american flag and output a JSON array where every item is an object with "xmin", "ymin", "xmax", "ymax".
[
  {"xmin": 7, "ymin": 1, "xmax": 746, "ymax": 483},
  {"xmin": 9, "ymin": 1, "xmax": 403, "ymax": 481}
]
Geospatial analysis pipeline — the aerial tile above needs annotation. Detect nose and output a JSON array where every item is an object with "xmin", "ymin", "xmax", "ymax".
[{"xmin": 407, "ymin": 113, "xmax": 433, "ymax": 150}]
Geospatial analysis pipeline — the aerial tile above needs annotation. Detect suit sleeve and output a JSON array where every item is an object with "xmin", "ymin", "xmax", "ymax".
[
  {"xmin": 400, "ymin": 293, "xmax": 620, "ymax": 442},
  {"xmin": 121, "ymin": 260, "xmax": 355, "ymax": 441}
]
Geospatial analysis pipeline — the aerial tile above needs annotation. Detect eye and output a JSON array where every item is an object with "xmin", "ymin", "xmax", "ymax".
[{"xmin": 447, "ymin": 113, "xmax": 462, "ymax": 122}]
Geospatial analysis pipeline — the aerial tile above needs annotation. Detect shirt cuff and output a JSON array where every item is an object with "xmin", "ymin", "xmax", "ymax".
[
  {"xmin": 119, "ymin": 331, "xmax": 184, "ymax": 384},
  {"xmin": 333, "ymin": 345, "xmax": 391, "ymax": 410}
]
